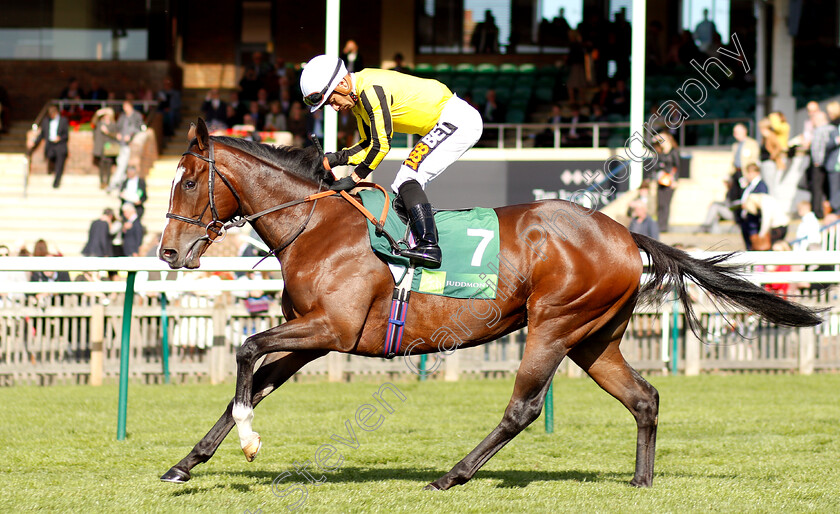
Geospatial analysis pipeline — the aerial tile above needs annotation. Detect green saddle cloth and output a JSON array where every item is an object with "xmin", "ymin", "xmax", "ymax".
[{"xmin": 358, "ymin": 189, "xmax": 500, "ymax": 299}]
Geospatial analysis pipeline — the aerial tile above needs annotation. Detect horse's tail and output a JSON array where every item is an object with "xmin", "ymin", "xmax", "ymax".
[{"xmin": 631, "ymin": 232, "xmax": 824, "ymax": 333}]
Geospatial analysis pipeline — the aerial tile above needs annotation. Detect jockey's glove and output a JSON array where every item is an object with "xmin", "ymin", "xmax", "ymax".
[
  {"xmin": 324, "ymin": 152, "xmax": 343, "ymax": 170},
  {"xmin": 330, "ymin": 176, "xmax": 357, "ymax": 191}
]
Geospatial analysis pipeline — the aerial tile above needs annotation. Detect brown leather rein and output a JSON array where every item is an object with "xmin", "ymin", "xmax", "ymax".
[{"xmin": 165, "ymin": 139, "xmax": 399, "ymax": 267}]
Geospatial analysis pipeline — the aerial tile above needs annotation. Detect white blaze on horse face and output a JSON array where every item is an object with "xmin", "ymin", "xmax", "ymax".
[
  {"xmin": 232, "ymin": 402, "xmax": 257, "ymax": 449},
  {"xmin": 162, "ymin": 164, "xmax": 186, "ymax": 236}
]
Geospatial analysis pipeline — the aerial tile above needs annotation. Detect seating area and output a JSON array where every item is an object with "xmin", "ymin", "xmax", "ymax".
[{"xmin": 414, "ymin": 62, "xmax": 562, "ymax": 125}]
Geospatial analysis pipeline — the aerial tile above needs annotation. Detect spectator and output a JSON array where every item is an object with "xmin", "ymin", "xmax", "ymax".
[
  {"xmin": 29, "ymin": 239, "xmax": 70, "ymax": 283},
  {"xmin": 758, "ymin": 117, "xmax": 784, "ymax": 192},
  {"xmin": 156, "ymin": 77, "xmax": 182, "ymax": 137},
  {"xmin": 28, "ymin": 105, "xmax": 69, "ymax": 189},
  {"xmin": 821, "ymin": 114, "xmax": 840, "ymax": 214},
  {"xmin": 246, "ymin": 101, "xmax": 264, "ymax": 131},
  {"xmin": 277, "ymin": 82, "xmax": 293, "ymax": 116},
  {"xmin": 801, "ymin": 101, "xmax": 823, "ymax": 150},
  {"xmin": 744, "ymin": 192, "xmax": 790, "ymax": 249},
  {"xmin": 108, "ymin": 100, "xmax": 144, "ymax": 193},
  {"xmin": 82, "ymin": 208, "xmax": 116, "ymax": 257},
  {"xmin": 652, "ymin": 132, "xmax": 679, "ymax": 233},
  {"xmin": 480, "ymin": 89, "xmax": 504, "ymax": 123},
  {"xmin": 135, "ymin": 81, "xmax": 155, "ymax": 110},
  {"xmin": 390, "ymin": 53, "xmax": 411, "ymax": 74},
  {"xmin": 255, "ymin": 87, "xmax": 270, "ymax": 113},
  {"xmin": 85, "ymin": 78, "xmax": 109, "ymax": 111},
  {"xmin": 249, "ymin": 51, "xmax": 274, "ymax": 85},
  {"xmin": 768, "ymin": 111, "xmax": 790, "ymax": 152},
  {"xmin": 306, "ymin": 107, "xmax": 324, "ymax": 147},
  {"xmin": 286, "ymin": 101, "xmax": 308, "ymax": 147},
  {"xmin": 59, "ymin": 77, "xmax": 84, "ymax": 100},
  {"xmin": 562, "ymin": 103, "xmax": 588, "ymax": 147},
  {"xmin": 535, "ymin": 104, "xmax": 563, "ymax": 148},
  {"xmin": 609, "ymin": 79, "xmax": 630, "ymax": 117},
  {"xmin": 793, "ymin": 200, "xmax": 821, "ymax": 251},
  {"xmin": 263, "ymin": 101, "xmax": 287, "ymax": 132},
  {"xmin": 120, "ymin": 203, "xmax": 144, "ymax": 257},
  {"xmin": 736, "ymin": 163, "xmax": 769, "ymax": 250},
  {"xmin": 565, "ymin": 30, "xmax": 587, "ymax": 104},
  {"xmin": 646, "ymin": 20, "xmax": 665, "ymax": 70},
  {"xmin": 201, "ymin": 89, "xmax": 228, "ymax": 129},
  {"xmin": 810, "ymin": 111, "xmax": 839, "ymax": 218},
  {"xmin": 699, "ymin": 123, "xmax": 758, "ymax": 233},
  {"xmin": 693, "ymin": 8, "xmax": 718, "ymax": 54},
  {"xmin": 764, "ymin": 240, "xmax": 794, "ymax": 297},
  {"xmin": 628, "ymin": 199, "xmax": 659, "ymax": 240},
  {"xmin": 92, "ymin": 107, "xmax": 118, "ymax": 189},
  {"xmin": 471, "ymin": 10, "xmax": 500, "ymax": 54},
  {"xmin": 0, "ymin": 244, "xmax": 27, "ymax": 303},
  {"xmin": 590, "ymin": 81, "xmax": 611, "ymax": 114},
  {"xmin": 341, "ymin": 39, "xmax": 365, "ymax": 72},
  {"xmin": 337, "ymin": 108, "xmax": 358, "ymax": 149},
  {"xmin": 226, "ymin": 91, "xmax": 246, "ymax": 126},
  {"xmin": 827, "ymin": 101, "xmax": 840, "ymax": 127},
  {"xmin": 550, "ymin": 8, "xmax": 571, "ymax": 45},
  {"xmin": 119, "ymin": 165, "xmax": 147, "ymax": 220}
]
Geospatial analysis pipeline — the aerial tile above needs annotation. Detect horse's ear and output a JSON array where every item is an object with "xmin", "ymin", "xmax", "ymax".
[
  {"xmin": 187, "ymin": 122, "xmax": 196, "ymax": 143},
  {"xmin": 195, "ymin": 118, "xmax": 209, "ymax": 151}
]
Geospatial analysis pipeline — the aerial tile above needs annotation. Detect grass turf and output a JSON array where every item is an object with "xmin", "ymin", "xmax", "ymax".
[{"xmin": 0, "ymin": 374, "xmax": 838, "ymax": 513}]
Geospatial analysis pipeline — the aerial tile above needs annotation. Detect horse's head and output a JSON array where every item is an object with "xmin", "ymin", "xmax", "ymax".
[{"xmin": 159, "ymin": 118, "xmax": 240, "ymax": 269}]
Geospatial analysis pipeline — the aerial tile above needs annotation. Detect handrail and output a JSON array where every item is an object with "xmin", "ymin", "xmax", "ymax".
[
  {"xmin": 450, "ymin": 117, "xmax": 756, "ymax": 150},
  {"xmin": 1, "ymin": 253, "xmax": 838, "ymax": 294}
]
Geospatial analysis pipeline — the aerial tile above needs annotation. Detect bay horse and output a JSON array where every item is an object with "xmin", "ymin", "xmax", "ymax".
[{"xmin": 158, "ymin": 119, "xmax": 821, "ymax": 489}]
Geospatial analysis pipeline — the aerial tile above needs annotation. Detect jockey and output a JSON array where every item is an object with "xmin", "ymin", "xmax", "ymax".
[{"xmin": 300, "ymin": 54, "xmax": 483, "ymax": 268}]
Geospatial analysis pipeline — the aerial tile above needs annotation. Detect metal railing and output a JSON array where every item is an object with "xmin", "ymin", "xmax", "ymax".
[
  {"xmin": 397, "ymin": 117, "xmax": 754, "ymax": 150},
  {"xmin": 0, "ymin": 252, "xmax": 838, "ymax": 388}
]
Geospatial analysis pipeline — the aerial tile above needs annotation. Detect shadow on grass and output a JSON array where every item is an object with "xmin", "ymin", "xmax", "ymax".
[
  {"xmin": 165, "ymin": 467, "xmax": 634, "ymax": 495},
  {"xmin": 162, "ymin": 466, "xmax": 744, "ymax": 496}
]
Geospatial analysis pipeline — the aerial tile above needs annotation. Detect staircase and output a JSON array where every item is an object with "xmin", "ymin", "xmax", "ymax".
[
  {"xmin": 0, "ymin": 121, "xmax": 33, "ymax": 154},
  {"xmin": 0, "ymin": 154, "xmax": 178, "ymax": 256}
]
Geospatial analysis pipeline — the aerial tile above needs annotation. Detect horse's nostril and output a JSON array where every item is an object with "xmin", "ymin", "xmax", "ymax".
[{"xmin": 161, "ymin": 248, "xmax": 178, "ymax": 262}]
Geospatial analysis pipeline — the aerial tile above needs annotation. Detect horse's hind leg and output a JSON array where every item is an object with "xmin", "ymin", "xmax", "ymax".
[
  {"xmin": 427, "ymin": 336, "xmax": 566, "ymax": 491},
  {"xmin": 161, "ymin": 350, "xmax": 326, "ymax": 483},
  {"xmin": 568, "ymin": 316, "xmax": 659, "ymax": 487}
]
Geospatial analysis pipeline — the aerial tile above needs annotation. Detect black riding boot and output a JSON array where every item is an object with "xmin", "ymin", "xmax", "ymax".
[{"xmin": 398, "ymin": 180, "xmax": 442, "ymax": 268}]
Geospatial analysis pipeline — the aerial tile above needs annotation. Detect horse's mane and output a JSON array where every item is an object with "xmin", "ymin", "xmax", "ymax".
[{"xmin": 209, "ymin": 136, "xmax": 331, "ymax": 184}]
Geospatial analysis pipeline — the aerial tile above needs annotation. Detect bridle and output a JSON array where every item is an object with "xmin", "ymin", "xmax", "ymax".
[
  {"xmin": 164, "ymin": 136, "xmax": 399, "ymax": 267},
  {"xmin": 165, "ymin": 139, "xmax": 242, "ymax": 244},
  {"xmin": 164, "ymin": 138, "xmax": 329, "ymax": 263}
]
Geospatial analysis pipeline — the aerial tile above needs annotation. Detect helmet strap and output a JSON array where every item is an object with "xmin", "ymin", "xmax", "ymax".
[{"xmin": 334, "ymin": 77, "xmax": 358, "ymax": 103}]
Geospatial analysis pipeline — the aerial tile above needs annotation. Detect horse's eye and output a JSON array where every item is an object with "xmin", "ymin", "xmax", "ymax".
[{"xmin": 183, "ymin": 180, "xmax": 196, "ymax": 190}]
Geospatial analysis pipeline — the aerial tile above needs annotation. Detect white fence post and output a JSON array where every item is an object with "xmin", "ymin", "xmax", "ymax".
[
  {"xmin": 90, "ymin": 303, "xmax": 105, "ymax": 386},
  {"xmin": 798, "ymin": 327, "xmax": 816, "ymax": 375},
  {"xmin": 684, "ymin": 324, "xmax": 702, "ymax": 376}
]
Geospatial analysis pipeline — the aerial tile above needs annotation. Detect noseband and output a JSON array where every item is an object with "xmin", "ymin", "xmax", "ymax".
[{"xmin": 165, "ymin": 139, "xmax": 242, "ymax": 243}]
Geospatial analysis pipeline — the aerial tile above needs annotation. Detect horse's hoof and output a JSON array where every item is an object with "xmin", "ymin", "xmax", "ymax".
[
  {"xmin": 242, "ymin": 434, "xmax": 262, "ymax": 462},
  {"xmin": 424, "ymin": 483, "xmax": 442, "ymax": 491},
  {"xmin": 629, "ymin": 477, "xmax": 652, "ymax": 488},
  {"xmin": 160, "ymin": 467, "xmax": 191, "ymax": 483}
]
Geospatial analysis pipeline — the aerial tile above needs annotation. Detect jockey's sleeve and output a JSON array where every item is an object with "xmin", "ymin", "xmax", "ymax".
[{"xmin": 344, "ymin": 85, "xmax": 392, "ymax": 171}]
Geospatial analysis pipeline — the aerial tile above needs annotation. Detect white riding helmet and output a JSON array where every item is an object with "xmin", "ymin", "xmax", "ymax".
[{"xmin": 300, "ymin": 55, "xmax": 347, "ymax": 112}]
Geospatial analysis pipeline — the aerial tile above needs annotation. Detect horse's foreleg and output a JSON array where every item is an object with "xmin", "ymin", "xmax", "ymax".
[
  {"xmin": 232, "ymin": 318, "xmax": 340, "ymax": 461},
  {"xmin": 161, "ymin": 350, "xmax": 327, "ymax": 482},
  {"xmin": 569, "ymin": 335, "xmax": 659, "ymax": 487},
  {"xmin": 427, "ymin": 340, "xmax": 566, "ymax": 490}
]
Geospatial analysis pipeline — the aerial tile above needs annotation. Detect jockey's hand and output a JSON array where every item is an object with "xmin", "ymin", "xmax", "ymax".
[
  {"xmin": 324, "ymin": 152, "xmax": 342, "ymax": 170},
  {"xmin": 330, "ymin": 176, "xmax": 357, "ymax": 191}
]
